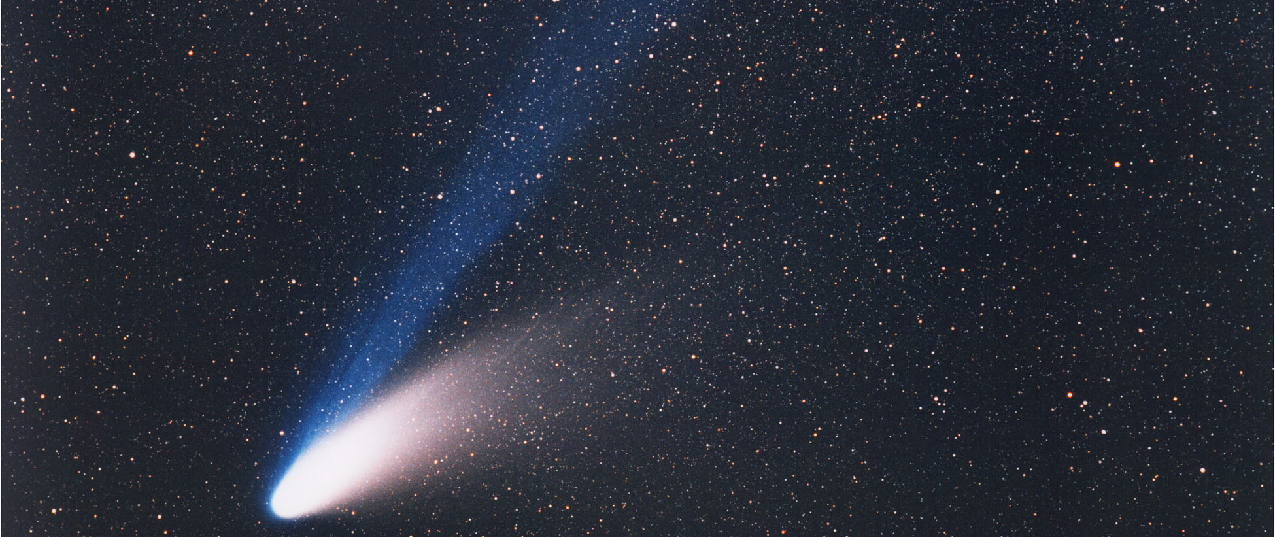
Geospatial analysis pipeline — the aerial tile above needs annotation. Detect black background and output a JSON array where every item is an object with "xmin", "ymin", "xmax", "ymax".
[{"xmin": 4, "ymin": 1, "xmax": 1270, "ymax": 535}]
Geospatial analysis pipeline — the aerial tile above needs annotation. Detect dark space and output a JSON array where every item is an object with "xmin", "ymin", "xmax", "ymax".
[{"xmin": 4, "ymin": 1, "xmax": 1270, "ymax": 535}]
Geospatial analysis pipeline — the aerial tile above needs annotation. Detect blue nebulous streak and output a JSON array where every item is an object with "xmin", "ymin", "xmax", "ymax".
[{"xmin": 302, "ymin": 0, "xmax": 689, "ymax": 438}]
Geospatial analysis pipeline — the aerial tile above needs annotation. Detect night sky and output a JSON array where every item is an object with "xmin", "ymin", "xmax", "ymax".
[{"xmin": 4, "ymin": 1, "xmax": 1271, "ymax": 535}]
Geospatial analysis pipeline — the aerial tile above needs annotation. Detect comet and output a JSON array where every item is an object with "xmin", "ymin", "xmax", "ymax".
[{"xmin": 274, "ymin": 0, "xmax": 693, "ymax": 519}]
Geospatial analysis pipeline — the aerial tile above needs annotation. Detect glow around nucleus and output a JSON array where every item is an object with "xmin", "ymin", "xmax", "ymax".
[
  {"xmin": 270, "ymin": 356, "xmax": 490, "ymax": 519},
  {"xmin": 270, "ymin": 403, "xmax": 410, "ymax": 518}
]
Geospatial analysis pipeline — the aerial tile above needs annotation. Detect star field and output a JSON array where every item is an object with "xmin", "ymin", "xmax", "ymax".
[{"xmin": 3, "ymin": 0, "xmax": 1270, "ymax": 535}]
